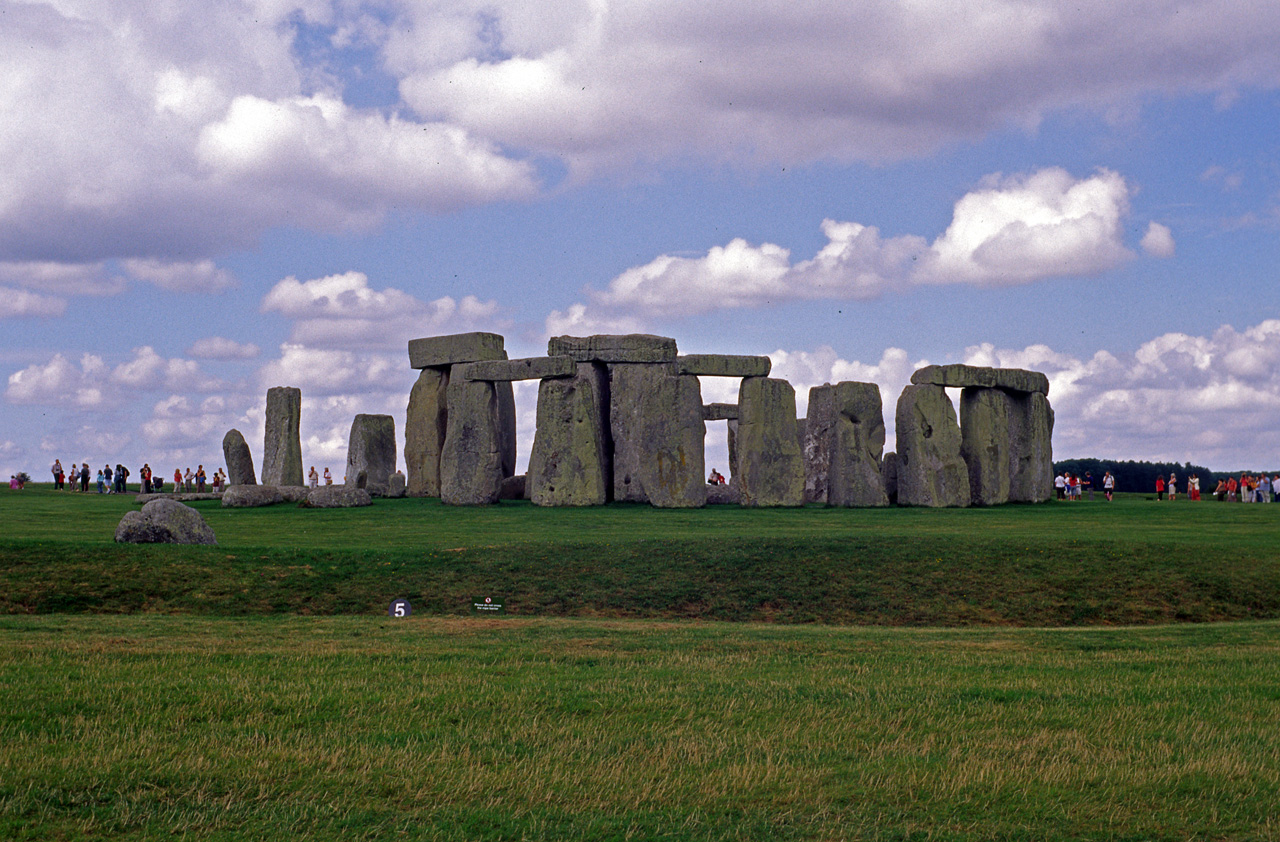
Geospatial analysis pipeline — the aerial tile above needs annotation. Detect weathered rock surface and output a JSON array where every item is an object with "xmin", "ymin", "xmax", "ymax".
[
  {"xmin": 459, "ymin": 356, "xmax": 576, "ymax": 381},
  {"xmin": 805, "ymin": 382, "xmax": 889, "ymax": 507},
  {"xmin": 960, "ymin": 387, "xmax": 1012, "ymax": 506},
  {"xmin": 1008, "ymin": 391, "xmax": 1055, "ymax": 503},
  {"xmin": 301, "ymin": 486, "xmax": 372, "ymax": 508},
  {"xmin": 497, "ymin": 380, "xmax": 517, "ymax": 479},
  {"xmin": 499, "ymin": 474, "xmax": 527, "ymax": 500},
  {"xmin": 703, "ymin": 402, "xmax": 739, "ymax": 421},
  {"xmin": 115, "ymin": 499, "xmax": 217, "ymax": 544},
  {"xmin": 549, "ymin": 334, "xmax": 678, "ymax": 364},
  {"xmin": 609, "ymin": 365, "xmax": 706, "ymax": 507},
  {"xmin": 528, "ymin": 363, "xmax": 611, "ymax": 506},
  {"xmin": 736, "ymin": 377, "xmax": 805, "ymax": 507},
  {"xmin": 134, "ymin": 493, "xmax": 221, "ymax": 504},
  {"xmin": 911, "ymin": 364, "xmax": 1050, "ymax": 396},
  {"xmin": 404, "ymin": 367, "xmax": 449, "ymax": 497},
  {"xmin": 677, "ymin": 355, "xmax": 771, "ymax": 377},
  {"xmin": 895, "ymin": 385, "xmax": 969, "ymax": 507},
  {"xmin": 221, "ymin": 485, "xmax": 285, "ymax": 508},
  {"xmin": 706, "ymin": 483, "xmax": 741, "ymax": 505},
  {"xmin": 883, "ymin": 451, "xmax": 899, "ymax": 505},
  {"xmin": 345, "ymin": 414, "xmax": 396, "ymax": 496},
  {"xmin": 262, "ymin": 386, "xmax": 304, "ymax": 487},
  {"xmin": 386, "ymin": 471, "xmax": 406, "ymax": 498},
  {"xmin": 439, "ymin": 378, "xmax": 506, "ymax": 505},
  {"xmin": 222, "ymin": 429, "xmax": 257, "ymax": 486},
  {"xmin": 408, "ymin": 332, "xmax": 506, "ymax": 369}
]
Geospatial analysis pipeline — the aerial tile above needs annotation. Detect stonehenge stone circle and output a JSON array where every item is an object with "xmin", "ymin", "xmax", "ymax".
[
  {"xmin": 404, "ymin": 367, "xmax": 449, "ymax": 497},
  {"xmin": 262, "ymin": 386, "xmax": 304, "ymax": 487},
  {"xmin": 895, "ymin": 384, "xmax": 969, "ymax": 507},
  {"xmin": 398, "ymin": 330, "xmax": 1054, "ymax": 510},
  {"xmin": 805, "ymin": 382, "xmax": 889, "ymax": 508},
  {"xmin": 345, "ymin": 414, "xmax": 396, "ymax": 496},
  {"xmin": 736, "ymin": 377, "xmax": 804, "ymax": 507},
  {"xmin": 115, "ymin": 499, "xmax": 217, "ymax": 545},
  {"xmin": 528, "ymin": 363, "xmax": 611, "ymax": 506},
  {"xmin": 222, "ymin": 429, "xmax": 257, "ymax": 486}
]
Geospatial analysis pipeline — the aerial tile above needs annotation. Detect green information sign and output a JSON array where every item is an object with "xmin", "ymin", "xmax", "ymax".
[{"xmin": 471, "ymin": 596, "xmax": 506, "ymax": 615}]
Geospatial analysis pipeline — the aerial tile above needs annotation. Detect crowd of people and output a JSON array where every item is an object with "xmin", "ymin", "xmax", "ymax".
[
  {"xmin": 1054, "ymin": 468, "xmax": 1280, "ymax": 502},
  {"xmin": 34, "ymin": 458, "xmax": 346, "ymax": 494}
]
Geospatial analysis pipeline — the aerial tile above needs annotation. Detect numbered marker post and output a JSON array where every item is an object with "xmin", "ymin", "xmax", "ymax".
[{"xmin": 388, "ymin": 598, "xmax": 412, "ymax": 618}]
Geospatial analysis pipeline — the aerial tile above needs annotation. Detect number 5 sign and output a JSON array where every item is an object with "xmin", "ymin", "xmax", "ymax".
[{"xmin": 388, "ymin": 598, "xmax": 412, "ymax": 618}]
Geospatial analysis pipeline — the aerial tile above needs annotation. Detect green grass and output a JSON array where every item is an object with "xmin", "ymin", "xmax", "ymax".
[
  {"xmin": 3, "ymin": 485, "xmax": 1280, "ymax": 624},
  {"xmin": 2, "ymin": 615, "xmax": 1278, "ymax": 841}
]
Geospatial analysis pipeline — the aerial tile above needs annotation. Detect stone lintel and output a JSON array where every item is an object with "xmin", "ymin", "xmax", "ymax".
[
  {"xmin": 677, "ymin": 354, "xmax": 771, "ymax": 377},
  {"xmin": 408, "ymin": 332, "xmax": 506, "ymax": 369},
  {"xmin": 547, "ymin": 334, "xmax": 678, "ymax": 363},
  {"xmin": 458, "ymin": 356, "xmax": 576, "ymax": 381},
  {"xmin": 703, "ymin": 403, "xmax": 740, "ymax": 421},
  {"xmin": 910, "ymin": 364, "xmax": 1050, "ymax": 396}
]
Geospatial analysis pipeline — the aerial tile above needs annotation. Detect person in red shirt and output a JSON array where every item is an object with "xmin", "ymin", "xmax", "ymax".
[{"xmin": 1155, "ymin": 475, "xmax": 1165, "ymax": 501}]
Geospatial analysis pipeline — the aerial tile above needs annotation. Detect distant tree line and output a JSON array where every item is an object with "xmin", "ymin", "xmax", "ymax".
[{"xmin": 1051, "ymin": 459, "xmax": 1279, "ymax": 494}]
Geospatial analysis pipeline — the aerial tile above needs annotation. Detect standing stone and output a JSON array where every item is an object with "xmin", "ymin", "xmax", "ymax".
[
  {"xmin": 222, "ymin": 429, "xmax": 256, "ymax": 486},
  {"xmin": 404, "ymin": 368, "xmax": 449, "ymax": 497},
  {"xmin": 609, "ymin": 365, "xmax": 706, "ymax": 507},
  {"xmin": 528, "ymin": 363, "xmax": 611, "ymax": 506},
  {"xmin": 960, "ymin": 387, "xmax": 1011, "ymax": 506},
  {"xmin": 439, "ymin": 378, "xmax": 506, "ymax": 505},
  {"xmin": 262, "ymin": 386, "xmax": 304, "ymax": 487},
  {"xmin": 883, "ymin": 451, "xmax": 899, "ymax": 505},
  {"xmin": 497, "ymin": 381, "xmax": 517, "ymax": 479},
  {"xmin": 1008, "ymin": 392, "xmax": 1055, "ymax": 502},
  {"xmin": 345, "ymin": 414, "xmax": 397, "ymax": 496},
  {"xmin": 895, "ymin": 384, "xmax": 968, "ymax": 507},
  {"xmin": 806, "ymin": 382, "xmax": 889, "ymax": 508},
  {"xmin": 736, "ymin": 377, "xmax": 805, "ymax": 507},
  {"xmin": 727, "ymin": 419, "xmax": 739, "ymax": 484}
]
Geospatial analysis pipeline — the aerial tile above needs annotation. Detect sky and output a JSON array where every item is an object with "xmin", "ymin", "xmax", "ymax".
[{"xmin": 4, "ymin": 0, "xmax": 1280, "ymax": 483}]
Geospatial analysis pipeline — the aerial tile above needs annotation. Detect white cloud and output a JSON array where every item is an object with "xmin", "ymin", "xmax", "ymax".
[
  {"xmin": 257, "ymin": 343, "xmax": 409, "ymax": 396},
  {"xmin": 188, "ymin": 336, "xmax": 261, "ymax": 360},
  {"xmin": 1140, "ymin": 222, "xmax": 1176, "ymax": 258},
  {"xmin": 5, "ymin": 353, "xmax": 107, "ymax": 407},
  {"xmin": 0, "ymin": 262, "xmax": 126, "ymax": 297},
  {"xmin": 578, "ymin": 168, "xmax": 1137, "ymax": 322},
  {"xmin": 122, "ymin": 259, "xmax": 237, "ymax": 292},
  {"xmin": 544, "ymin": 302, "xmax": 647, "ymax": 339},
  {"xmin": 0, "ymin": 287, "xmax": 66, "ymax": 318},
  {"xmin": 262, "ymin": 271, "xmax": 506, "ymax": 349}
]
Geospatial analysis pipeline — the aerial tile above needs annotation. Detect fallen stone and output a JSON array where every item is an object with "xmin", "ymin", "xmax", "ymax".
[
  {"xmin": 408, "ymin": 332, "xmax": 506, "ymax": 369},
  {"xmin": 960, "ymin": 387, "xmax": 1012, "ymax": 506},
  {"xmin": 805, "ymin": 382, "xmax": 889, "ymax": 507},
  {"xmin": 300, "ymin": 486, "xmax": 372, "ymax": 508},
  {"xmin": 706, "ymin": 483, "xmax": 741, "ymax": 505},
  {"xmin": 736, "ymin": 377, "xmax": 805, "ymax": 507},
  {"xmin": 703, "ymin": 403, "xmax": 739, "ymax": 421},
  {"xmin": 134, "ymin": 493, "xmax": 221, "ymax": 504},
  {"xmin": 459, "ymin": 356, "xmax": 576, "ymax": 381},
  {"xmin": 387, "ymin": 471, "xmax": 406, "ymax": 498},
  {"xmin": 345, "ymin": 414, "xmax": 397, "ymax": 496},
  {"xmin": 677, "ymin": 355, "xmax": 771, "ymax": 377},
  {"xmin": 115, "ymin": 499, "xmax": 217, "ymax": 545},
  {"xmin": 549, "ymin": 334, "xmax": 678, "ymax": 364},
  {"xmin": 404, "ymin": 367, "xmax": 449, "ymax": 497},
  {"xmin": 279, "ymin": 486, "xmax": 310, "ymax": 503},
  {"xmin": 895, "ymin": 384, "xmax": 969, "ymax": 507},
  {"xmin": 528, "ymin": 363, "xmax": 611, "ymax": 506},
  {"xmin": 262, "ymin": 386, "xmax": 304, "ymax": 487},
  {"xmin": 439, "ymin": 378, "xmax": 506, "ymax": 505},
  {"xmin": 911, "ymin": 364, "xmax": 1050, "ymax": 396},
  {"xmin": 222, "ymin": 429, "xmax": 257, "ymax": 486},
  {"xmin": 221, "ymin": 485, "xmax": 285, "ymax": 508},
  {"xmin": 609, "ymin": 365, "xmax": 706, "ymax": 507}
]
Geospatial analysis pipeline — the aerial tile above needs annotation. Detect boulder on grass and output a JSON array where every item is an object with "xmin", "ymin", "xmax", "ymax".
[
  {"xmin": 221, "ymin": 485, "xmax": 285, "ymax": 508},
  {"xmin": 301, "ymin": 486, "xmax": 372, "ymax": 508},
  {"xmin": 115, "ymin": 499, "xmax": 217, "ymax": 545}
]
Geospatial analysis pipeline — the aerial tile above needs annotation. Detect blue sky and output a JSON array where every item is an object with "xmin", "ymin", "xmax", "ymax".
[{"xmin": 4, "ymin": 0, "xmax": 1280, "ymax": 481}]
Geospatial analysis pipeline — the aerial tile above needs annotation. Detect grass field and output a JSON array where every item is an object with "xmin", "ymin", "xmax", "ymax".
[
  {"xmin": 2, "ymin": 485, "xmax": 1278, "ymax": 839},
  {"xmin": 3, "ymin": 484, "xmax": 1280, "ymax": 624}
]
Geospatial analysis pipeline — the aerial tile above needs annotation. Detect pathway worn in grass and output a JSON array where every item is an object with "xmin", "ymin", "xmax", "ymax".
[
  {"xmin": 1, "ymin": 615, "xmax": 1277, "ymax": 841},
  {"xmin": 3, "ymin": 486, "xmax": 1280, "ymax": 624}
]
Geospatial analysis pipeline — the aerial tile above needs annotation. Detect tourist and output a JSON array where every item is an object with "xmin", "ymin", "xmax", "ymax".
[
  {"xmin": 141, "ymin": 463, "xmax": 152, "ymax": 494},
  {"xmin": 9, "ymin": 475, "xmax": 21, "ymax": 490},
  {"xmin": 51, "ymin": 459, "xmax": 62, "ymax": 489},
  {"xmin": 707, "ymin": 468, "xmax": 726, "ymax": 486},
  {"xmin": 1103, "ymin": 471, "xmax": 1115, "ymax": 501},
  {"xmin": 1259, "ymin": 474, "xmax": 1272, "ymax": 503},
  {"xmin": 1155, "ymin": 474, "xmax": 1165, "ymax": 501},
  {"xmin": 196, "ymin": 465, "xmax": 206, "ymax": 492},
  {"xmin": 1168, "ymin": 472, "xmax": 1177, "ymax": 502},
  {"xmin": 308, "ymin": 466, "xmax": 319, "ymax": 489},
  {"xmin": 173, "ymin": 468, "xmax": 182, "ymax": 492},
  {"xmin": 1054, "ymin": 472, "xmax": 1066, "ymax": 500},
  {"xmin": 104, "ymin": 464, "xmax": 113, "ymax": 494},
  {"xmin": 96, "ymin": 468, "xmax": 105, "ymax": 493},
  {"xmin": 1189, "ymin": 474, "xmax": 1201, "ymax": 501},
  {"xmin": 79, "ymin": 463, "xmax": 89, "ymax": 492},
  {"xmin": 323, "ymin": 467, "xmax": 332, "ymax": 485},
  {"xmin": 1068, "ymin": 473, "xmax": 1080, "ymax": 500},
  {"xmin": 1084, "ymin": 471, "xmax": 1093, "ymax": 501}
]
